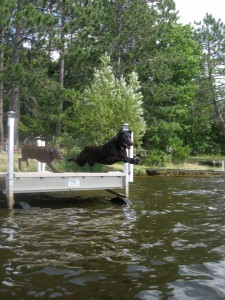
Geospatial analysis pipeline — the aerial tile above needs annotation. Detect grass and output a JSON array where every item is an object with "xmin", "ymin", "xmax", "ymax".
[
  {"xmin": 1, "ymin": 151, "xmax": 224, "ymax": 174},
  {"xmin": 0, "ymin": 151, "xmax": 63, "ymax": 173}
]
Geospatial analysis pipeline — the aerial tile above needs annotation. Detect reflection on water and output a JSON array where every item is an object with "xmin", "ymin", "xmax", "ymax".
[{"xmin": 1, "ymin": 176, "xmax": 225, "ymax": 299}]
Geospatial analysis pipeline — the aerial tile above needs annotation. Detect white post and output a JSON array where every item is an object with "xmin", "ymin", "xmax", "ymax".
[
  {"xmin": 37, "ymin": 139, "xmax": 46, "ymax": 172},
  {"xmin": 6, "ymin": 111, "xmax": 15, "ymax": 208},
  {"xmin": 222, "ymin": 161, "xmax": 224, "ymax": 171},
  {"xmin": 123, "ymin": 123, "xmax": 130, "ymax": 197},
  {"xmin": 128, "ymin": 131, "xmax": 134, "ymax": 183}
]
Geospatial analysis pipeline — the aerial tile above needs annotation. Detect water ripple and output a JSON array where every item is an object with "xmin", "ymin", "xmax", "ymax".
[
  {"xmin": 1, "ymin": 177, "xmax": 225, "ymax": 299},
  {"xmin": 170, "ymin": 261, "xmax": 225, "ymax": 299}
]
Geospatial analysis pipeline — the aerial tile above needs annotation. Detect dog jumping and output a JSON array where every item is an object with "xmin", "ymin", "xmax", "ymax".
[
  {"xmin": 67, "ymin": 129, "xmax": 141, "ymax": 167},
  {"xmin": 18, "ymin": 137, "xmax": 63, "ymax": 173}
]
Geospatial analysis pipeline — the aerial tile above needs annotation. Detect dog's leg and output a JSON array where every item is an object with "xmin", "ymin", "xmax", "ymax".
[
  {"xmin": 133, "ymin": 156, "xmax": 142, "ymax": 164},
  {"xmin": 68, "ymin": 149, "xmax": 88, "ymax": 167},
  {"xmin": 67, "ymin": 157, "xmax": 76, "ymax": 162},
  {"xmin": 67, "ymin": 157, "xmax": 87, "ymax": 167},
  {"xmin": 113, "ymin": 156, "xmax": 142, "ymax": 164},
  {"xmin": 46, "ymin": 161, "xmax": 60, "ymax": 173},
  {"xmin": 18, "ymin": 157, "xmax": 28, "ymax": 170},
  {"xmin": 126, "ymin": 156, "xmax": 141, "ymax": 164},
  {"xmin": 76, "ymin": 158, "xmax": 87, "ymax": 167},
  {"xmin": 77, "ymin": 149, "xmax": 88, "ymax": 167},
  {"xmin": 18, "ymin": 158, "xmax": 22, "ymax": 170},
  {"xmin": 87, "ymin": 160, "xmax": 95, "ymax": 167}
]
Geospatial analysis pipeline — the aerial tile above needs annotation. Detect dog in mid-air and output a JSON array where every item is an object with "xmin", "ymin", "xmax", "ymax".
[
  {"xmin": 18, "ymin": 137, "xmax": 63, "ymax": 172},
  {"xmin": 67, "ymin": 129, "xmax": 141, "ymax": 167}
]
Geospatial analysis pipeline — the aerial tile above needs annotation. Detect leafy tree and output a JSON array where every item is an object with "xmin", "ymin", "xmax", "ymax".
[
  {"xmin": 141, "ymin": 21, "xmax": 201, "ymax": 163},
  {"xmin": 2, "ymin": 0, "xmax": 224, "ymax": 162},
  {"xmin": 63, "ymin": 54, "xmax": 145, "ymax": 150}
]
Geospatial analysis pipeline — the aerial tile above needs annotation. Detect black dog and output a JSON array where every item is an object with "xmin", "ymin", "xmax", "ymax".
[{"xmin": 67, "ymin": 129, "xmax": 141, "ymax": 167}]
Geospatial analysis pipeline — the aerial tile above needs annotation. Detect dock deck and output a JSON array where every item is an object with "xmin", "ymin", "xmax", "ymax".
[{"xmin": 0, "ymin": 171, "xmax": 126, "ymax": 194}]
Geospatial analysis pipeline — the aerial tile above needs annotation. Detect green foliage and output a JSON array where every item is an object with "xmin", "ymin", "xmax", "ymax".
[
  {"xmin": 194, "ymin": 14, "xmax": 225, "ymax": 152},
  {"xmin": 64, "ymin": 54, "xmax": 146, "ymax": 148},
  {"xmin": 0, "ymin": 0, "xmax": 17, "ymax": 27},
  {"xmin": 142, "ymin": 149, "xmax": 170, "ymax": 167},
  {"xmin": 170, "ymin": 137, "xmax": 190, "ymax": 164},
  {"xmin": 2, "ymin": 0, "xmax": 225, "ymax": 165},
  {"xmin": 142, "ymin": 23, "xmax": 201, "ymax": 162}
]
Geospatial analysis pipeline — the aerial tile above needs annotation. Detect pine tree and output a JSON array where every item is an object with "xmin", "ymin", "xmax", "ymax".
[
  {"xmin": 195, "ymin": 14, "xmax": 225, "ymax": 143},
  {"xmin": 141, "ymin": 21, "xmax": 201, "ymax": 163},
  {"xmin": 0, "ymin": 0, "xmax": 17, "ymax": 149}
]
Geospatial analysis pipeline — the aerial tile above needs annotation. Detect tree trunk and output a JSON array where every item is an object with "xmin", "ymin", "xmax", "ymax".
[
  {"xmin": 114, "ymin": 3, "xmax": 123, "ymax": 79},
  {"xmin": 55, "ymin": 49, "xmax": 64, "ymax": 137},
  {"xmin": 10, "ymin": 25, "xmax": 21, "ymax": 149},
  {"xmin": 0, "ymin": 26, "xmax": 4, "ymax": 151},
  {"xmin": 55, "ymin": 10, "xmax": 65, "ymax": 137},
  {"xmin": 212, "ymin": 93, "xmax": 225, "ymax": 139},
  {"xmin": 207, "ymin": 56, "xmax": 225, "ymax": 140}
]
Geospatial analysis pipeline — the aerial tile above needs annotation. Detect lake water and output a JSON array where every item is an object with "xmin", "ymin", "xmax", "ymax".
[{"xmin": 1, "ymin": 176, "xmax": 225, "ymax": 299}]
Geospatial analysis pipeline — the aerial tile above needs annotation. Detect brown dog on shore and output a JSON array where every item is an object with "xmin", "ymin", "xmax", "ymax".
[
  {"xmin": 67, "ymin": 129, "xmax": 141, "ymax": 167},
  {"xmin": 18, "ymin": 137, "xmax": 63, "ymax": 172}
]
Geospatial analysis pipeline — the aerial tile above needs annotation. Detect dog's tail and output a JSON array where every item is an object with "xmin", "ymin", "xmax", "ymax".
[
  {"xmin": 67, "ymin": 157, "xmax": 76, "ymax": 162},
  {"xmin": 67, "ymin": 152, "xmax": 87, "ymax": 167},
  {"xmin": 23, "ymin": 136, "xmax": 33, "ymax": 145}
]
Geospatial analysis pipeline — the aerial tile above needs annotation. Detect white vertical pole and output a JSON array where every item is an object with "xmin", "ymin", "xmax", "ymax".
[
  {"xmin": 7, "ymin": 111, "xmax": 15, "ymax": 208},
  {"xmin": 124, "ymin": 163, "xmax": 129, "ymax": 198},
  {"xmin": 123, "ymin": 123, "xmax": 130, "ymax": 198},
  {"xmin": 128, "ymin": 132, "xmax": 134, "ymax": 183},
  {"xmin": 37, "ymin": 139, "xmax": 46, "ymax": 172},
  {"xmin": 222, "ymin": 160, "xmax": 224, "ymax": 171}
]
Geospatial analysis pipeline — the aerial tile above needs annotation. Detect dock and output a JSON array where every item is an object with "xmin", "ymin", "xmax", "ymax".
[
  {"xmin": 0, "ymin": 168, "xmax": 131, "ymax": 208},
  {"xmin": 0, "ymin": 171, "xmax": 126, "ymax": 193},
  {"xmin": 2, "ymin": 112, "xmax": 133, "ymax": 208},
  {"xmin": 1, "ymin": 164, "xmax": 131, "ymax": 209}
]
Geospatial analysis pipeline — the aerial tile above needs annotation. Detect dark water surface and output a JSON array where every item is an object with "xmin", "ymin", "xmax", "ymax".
[{"xmin": 1, "ymin": 176, "xmax": 225, "ymax": 299}]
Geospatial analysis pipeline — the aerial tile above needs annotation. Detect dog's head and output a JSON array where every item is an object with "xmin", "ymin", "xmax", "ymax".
[
  {"xmin": 50, "ymin": 147, "xmax": 64, "ymax": 160},
  {"xmin": 116, "ymin": 130, "xmax": 133, "ymax": 149}
]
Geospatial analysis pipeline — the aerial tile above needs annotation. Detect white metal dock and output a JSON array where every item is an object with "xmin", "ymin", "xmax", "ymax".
[
  {"xmin": 2, "ymin": 112, "xmax": 133, "ymax": 208},
  {"xmin": 0, "ymin": 171, "xmax": 126, "ymax": 194}
]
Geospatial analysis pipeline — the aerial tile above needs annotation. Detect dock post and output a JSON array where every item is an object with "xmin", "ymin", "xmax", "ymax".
[
  {"xmin": 37, "ymin": 138, "xmax": 46, "ymax": 172},
  {"xmin": 128, "ymin": 131, "xmax": 134, "ymax": 183},
  {"xmin": 6, "ymin": 111, "xmax": 15, "ymax": 208},
  {"xmin": 123, "ymin": 123, "xmax": 131, "ymax": 198},
  {"xmin": 124, "ymin": 164, "xmax": 129, "ymax": 198}
]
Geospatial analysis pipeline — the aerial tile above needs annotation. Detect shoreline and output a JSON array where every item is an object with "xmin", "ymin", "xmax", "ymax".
[
  {"xmin": 1, "ymin": 151, "xmax": 224, "ymax": 176},
  {"xmin": 146, "ymin": 167, "xmax": 225, "ymax": 177}
]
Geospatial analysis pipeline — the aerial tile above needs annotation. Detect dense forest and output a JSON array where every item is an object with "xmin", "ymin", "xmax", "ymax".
[{"xmin": 1, "ymin": 0, "xmax": 225, "ymax": 165}]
